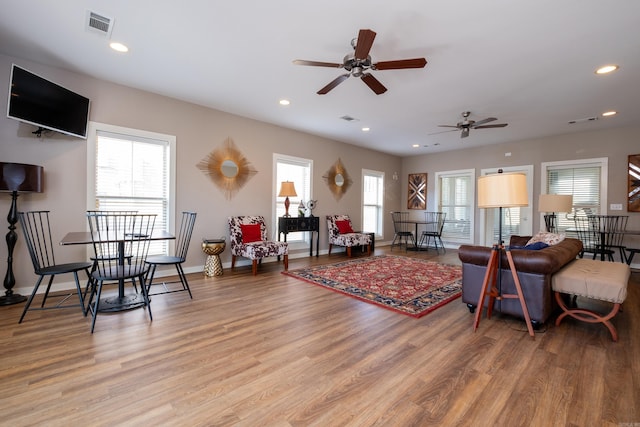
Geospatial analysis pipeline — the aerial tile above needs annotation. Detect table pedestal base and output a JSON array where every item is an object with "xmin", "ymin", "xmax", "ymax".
[{"xmin": 99, "ymin": 294, "xmax": 147, "ymax": 312}]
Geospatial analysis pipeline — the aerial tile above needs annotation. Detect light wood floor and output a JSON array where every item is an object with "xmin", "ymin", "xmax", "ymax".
[{"xmin": 1, "ymin": 245, "xmax": 638, "ymax": 426}]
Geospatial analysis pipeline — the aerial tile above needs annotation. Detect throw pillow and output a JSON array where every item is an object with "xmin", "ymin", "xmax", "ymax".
[
  {"xmin": 241, "ymin": 223, "xmax": 262, "ymax": 243},
  {"xmin": 335, "ymin": 219, "xmax": 354, "ymax": 234},
  {"xmin": 511, "ymin": 242, "xmax": 549, "ymax": 250},
  {"xmin": 526, "ymin": 231, "xmax": 565, "ymax": 246}
]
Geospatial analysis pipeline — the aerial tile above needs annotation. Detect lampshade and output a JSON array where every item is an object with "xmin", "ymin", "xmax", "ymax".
[
  {"xmin": 0, "ymin": 162, "xmax": 43, "ymax": 193},
  {"xmin": 278, "ymin": 181, "xmax": 297, "ymax": 198},
  {"xmin": 538, "ymin": 194, "xmax": 573, "ymax": 213},
  {"xmin": 477, "ymin": 172, "xmax": 528, "ymax": 208}
]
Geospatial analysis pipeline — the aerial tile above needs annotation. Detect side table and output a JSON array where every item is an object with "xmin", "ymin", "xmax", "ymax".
[{"xmin": 202, "ymin": 238, "xmax": 226, "ymax": 277}]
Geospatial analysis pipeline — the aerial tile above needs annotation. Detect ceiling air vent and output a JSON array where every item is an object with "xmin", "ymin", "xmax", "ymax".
[
  {"xmin": 86, "ymin": 11, "xmax": 113, "ymax": 37},
  {"xmin": 340, "ymin": 115, "xmax": 359, "ymax": 122}
]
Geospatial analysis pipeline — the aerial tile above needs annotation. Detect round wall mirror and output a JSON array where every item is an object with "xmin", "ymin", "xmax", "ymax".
[
  {"xmin": 221, "ymin": 160, "xmax": 239, "ymax": 178},
  {"xmin": 335, "ymin": 173, "xmax": 344, "ymax": 187}
]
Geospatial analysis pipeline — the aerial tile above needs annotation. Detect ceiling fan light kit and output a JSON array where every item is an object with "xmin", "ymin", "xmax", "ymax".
[{"xmin": 293, "ymin": 29, "xmax": 427, "ymax": 95}]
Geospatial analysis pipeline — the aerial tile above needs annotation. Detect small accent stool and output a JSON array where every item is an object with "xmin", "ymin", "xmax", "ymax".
[
  {"xmin": 552, "ymin": 259, "xmax": 630, "ymax": 341},
  {"xmin": 202, "ymin": 238, "xmax": 226, "ymax": 277}
]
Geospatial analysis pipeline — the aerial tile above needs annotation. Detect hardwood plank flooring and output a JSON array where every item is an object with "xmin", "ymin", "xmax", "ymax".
[{"xmin": 0, "ymin": 246, "xmax": 638, "ymax": 426}]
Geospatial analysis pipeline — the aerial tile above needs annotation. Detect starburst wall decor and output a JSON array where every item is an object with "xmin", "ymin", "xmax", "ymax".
[{"xmin": 197, "ymin": 137, "xmax": 257, "ymax": 200}]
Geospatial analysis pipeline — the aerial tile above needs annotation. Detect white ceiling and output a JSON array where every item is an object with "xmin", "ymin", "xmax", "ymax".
[{"xmin": 1, "ymin": 1, "xmax": 639, "ymax": 157}]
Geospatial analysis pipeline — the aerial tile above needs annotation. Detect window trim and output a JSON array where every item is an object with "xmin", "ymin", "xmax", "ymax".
[
  {"xmin": 86, "ymin": 120, "xmax": 177, "ymax": 237},
  {"xmin": 362, "ymin": 168, "xmax": 385, "ymax": 239},
  {"xmin": 540, "ymin": 157, "xmax": 608, "ymax": 227},
  {"xmin": 272, "ymin": 153, "xmax": 313, "ymax": 244},
  {"xmin": 434, "ymin": 168, "xmax": 475, "ymax": 245}
]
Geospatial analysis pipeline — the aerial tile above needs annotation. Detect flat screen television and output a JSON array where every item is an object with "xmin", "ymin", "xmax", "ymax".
[{"xmin": 7, "ymin": 64, "xmax": 90, "ymax": 139}]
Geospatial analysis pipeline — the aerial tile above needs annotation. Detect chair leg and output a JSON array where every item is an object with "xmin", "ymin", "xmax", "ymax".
[
  {"xmin": 252, "ymin": 260, "xmax": 258, "ymax": 275},
  {"xmin": 40, "ymin": 275, "xmax": 56, "ymax": 308},
  {"xmin": 176, "ymin": 264, "xmax": 193, "ymax": 298},
  {"xmin": 138, "ymin": 273, "xmax": 153, "ymax": 321},
  {"xmin": 329, "ymin": 244, "xmax": 333, "ymax": 255},
  {"xmin": 283, "ymin": 255, "xmax": 289, "ymax": 271},
  {"xmin": 90, "ymin": 280, "xmax": 104, "ymax": 333},
  {"xmin": 72, "ymin": 271, "xmax": 87, "ymax": 316},
  {"xmin": 347, "ymin": 247, "xmax": 352, "ymax": 257},
  {"xmin": 19, "ymin": 276, "xmax": 45, "ymax": 323},
  {"xmin": 231, "ymin": 255, "xmax": 237, "ymax": 270}
]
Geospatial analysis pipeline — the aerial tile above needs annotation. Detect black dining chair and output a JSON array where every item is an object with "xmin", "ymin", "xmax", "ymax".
[
  {"xmin": 17, "ymin": 211, "xmax": 93, "ymax": 323},
  {"xmin": 86, "ymin": 212, "xmax": 156, "ymax": 333},
  {"xmin": 572, "ymin": 216, "xmax": 601, "ymax": 259},
  {"xmin": 419, "ymin": 211, "xmax": 447, "ymax": 253},
  {"xmin": 145, "ymin": 211, "xmax": 197, "ymax": 298},
  {"xmin": 390, "ymin": 211, "xmax": 415, "ymax": 251},
  {"xmin": 84, "ymin": 210, "xmax": 138, "ymax": 298}
]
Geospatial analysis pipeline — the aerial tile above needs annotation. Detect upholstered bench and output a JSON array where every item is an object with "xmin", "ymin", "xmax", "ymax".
[{"xmin": 552, "ymin": 259, "xmax": 630, "ymax": 341}]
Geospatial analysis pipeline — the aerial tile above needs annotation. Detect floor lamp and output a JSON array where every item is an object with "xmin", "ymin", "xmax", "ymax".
[
  {"xmin": 538, "ymin": 194, "xmax": 573, "ymax": 233},
  {"xmin": 278, "ymin": 181, "xmax": 297, "ymax": 217},
  {"xmin": 0, "ymin": 162, "xmax": 43, "ymax": 305},
  {"xmin": 474, "ymin": 170, "xmax": 535, "ymax": 337}
]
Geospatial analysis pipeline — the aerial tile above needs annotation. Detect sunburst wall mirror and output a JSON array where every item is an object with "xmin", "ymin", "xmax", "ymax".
[
  {"xmin": 323, "ymin": 158, "xmax": 352, "ymax": 200},
  {"xmin": 197, "ymin": 137, "xmax": 257, "ymax": 199}
]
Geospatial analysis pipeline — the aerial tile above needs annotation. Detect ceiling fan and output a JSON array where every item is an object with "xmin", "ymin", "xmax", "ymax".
[
  {"xmin": 293, "ymin": 29, "xmax": 427, "ymax": 95},
  {"xmin": 432, "ymin": 111, "xmax": 508, "ymax": 138}
]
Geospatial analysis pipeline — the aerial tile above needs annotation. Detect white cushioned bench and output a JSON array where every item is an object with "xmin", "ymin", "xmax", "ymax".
[{"xmin": 552, "ymin": 258, "xmax": 630, "ymax": 341}]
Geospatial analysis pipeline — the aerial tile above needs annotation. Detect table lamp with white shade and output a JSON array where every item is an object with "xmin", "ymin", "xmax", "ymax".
[
  {"xmin": 538, "ymin": 194, "xmax": 573, "ymax": 233},
  {"xmin": 278, "ymin": 181, "xmax": 297, "ymax": 217}
]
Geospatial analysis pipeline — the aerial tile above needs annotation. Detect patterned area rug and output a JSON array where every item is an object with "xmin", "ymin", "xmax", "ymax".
[{"xmin": 283, "ymin": 255, "xmax": 462, "ymax": 318}]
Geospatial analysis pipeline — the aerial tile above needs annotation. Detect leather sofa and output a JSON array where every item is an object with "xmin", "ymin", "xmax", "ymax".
[{"xmin": 458, "ymin": 235, "xmax": 583, "ymax": 325}]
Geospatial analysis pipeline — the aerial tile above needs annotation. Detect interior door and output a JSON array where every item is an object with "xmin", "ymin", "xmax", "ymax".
[{"xmin": 479, "ymin": 165, "xmax": 534, "ymax": 246}]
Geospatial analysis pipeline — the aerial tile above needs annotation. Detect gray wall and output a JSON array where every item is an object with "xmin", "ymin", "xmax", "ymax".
[
  {"xmin": 0, "ymin": 53, "xmax": 403, "ymax": 294},
  {"xmin": 402, "ymin": 128, "xmax": 640, "ymax": 245}
]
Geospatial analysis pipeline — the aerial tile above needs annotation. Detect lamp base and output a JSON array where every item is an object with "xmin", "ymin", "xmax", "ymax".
[
  {"xmin": 473, "ymin": 244, "xmax": 535, "ymax": 338},
  {"xmin": 0, "ymin": 293, "xmax": 27, "ymax": 306}
]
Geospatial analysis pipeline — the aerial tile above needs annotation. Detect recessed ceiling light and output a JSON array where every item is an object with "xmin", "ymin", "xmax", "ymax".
[
  {"xmin": 361, "ymin": 127, "xmax": 370, "ymax": 132},
  {"xmin": 110, "ymin": 42, "xmax": 128, "ymax": 52},
  {"xmin": 602, "ymin": 111, "xmax": 617, "ymax": 117},
  {"xmin": 595, "ymin": 64, "xmax": 619, "ymax": 74},
  {"xmin": 279, "ymin": 99, "xmax": 290, "ymax": 106},
  {"xmin": 412, "ymin": 144, "xmax": 420, "ymax": 148}
]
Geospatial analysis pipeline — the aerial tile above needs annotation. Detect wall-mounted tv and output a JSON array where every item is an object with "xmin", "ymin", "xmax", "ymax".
[{"xmin": 6, "ymin": 64, "xmax": 90, "ymax": 139}]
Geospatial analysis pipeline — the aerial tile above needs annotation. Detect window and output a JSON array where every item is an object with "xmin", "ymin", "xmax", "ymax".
[
  {"xmin": 362, "ymin": 169, "xmax": 384, "ymax": 237},
  {"xmin": 87, "ymin": 122, "xmax": 176, "ymax": 255},
  {"xmin": 542, "ymin": 158, "xmax": 608, "ymax": 232},
  {"xmin": 435, "ymin": 169, "xmax": 474, "ymax": 244},
  {"xmin": 274, "ymin": 154, "xmax": 312, "ymax": 242}
]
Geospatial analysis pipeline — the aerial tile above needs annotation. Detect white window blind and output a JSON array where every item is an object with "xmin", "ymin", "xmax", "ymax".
[
  {"xmin": 547, "ymin": 165, "xmax": 601, "ymax": 231},
  {"xmin": 93, "ymin": 129, "xmax": 172, "ymax": 255},
  {"xmin": 362, "ymin": 170, "xmax": 384, "ymax": 237},
  {"xmin": 436, "ymin": 169, "xmax": 474, "ymax": 244}
]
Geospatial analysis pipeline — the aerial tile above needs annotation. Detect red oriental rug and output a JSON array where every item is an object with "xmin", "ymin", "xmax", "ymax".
[{"xmin": 282, "ymin": 255, "xmax": 462, "ymax": 318}]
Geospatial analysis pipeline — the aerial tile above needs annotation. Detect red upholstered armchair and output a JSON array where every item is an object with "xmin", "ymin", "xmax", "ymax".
[
  {"xmin": 326, "ymin": 214, "xmax": 372, "ymax": 257},
  {"xmin": 228, "ymin": 216, "xmax": 288, "ymax": 275}
]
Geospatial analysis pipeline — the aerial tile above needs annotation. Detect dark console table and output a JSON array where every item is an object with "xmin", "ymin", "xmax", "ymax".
[{"xmin": 278, "ymin": 216, "xmax": 320, "ymax": 257}]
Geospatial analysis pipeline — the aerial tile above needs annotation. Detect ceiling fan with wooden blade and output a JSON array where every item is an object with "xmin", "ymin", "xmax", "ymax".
[
  {"xmin": 293, "ymin": 29, "xmax": 427, "ymax": 95},
  {"xmin": 431, "ymin": 111, "xmax": 508, "ymax": 138}
]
